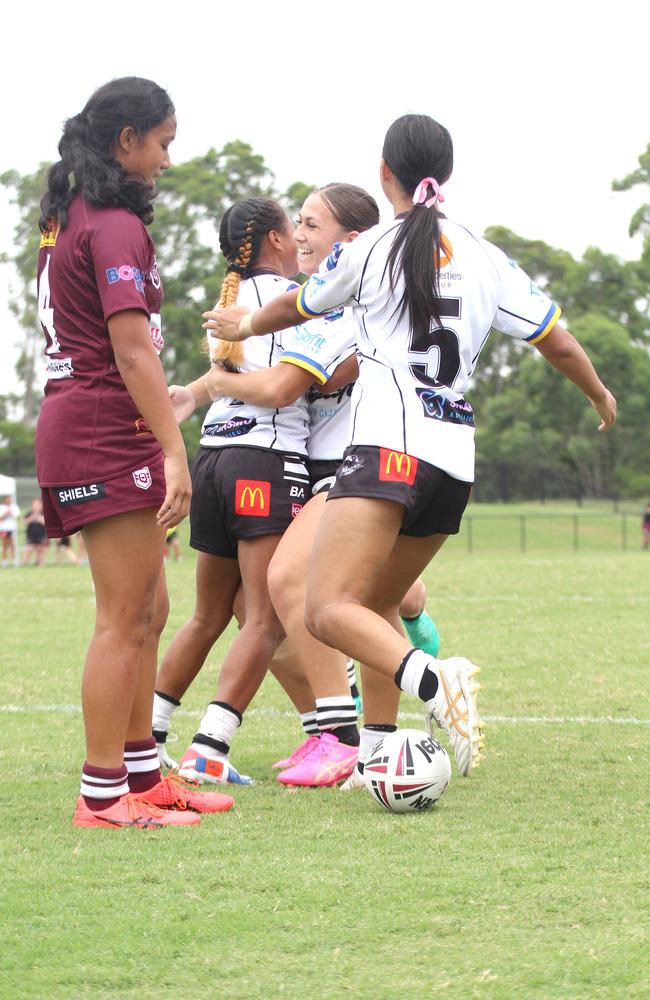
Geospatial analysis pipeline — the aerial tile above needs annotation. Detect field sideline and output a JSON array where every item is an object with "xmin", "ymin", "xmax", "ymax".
[{"xmin": 1, "ymin": 523, "xmax": 649, "ymax": 999}]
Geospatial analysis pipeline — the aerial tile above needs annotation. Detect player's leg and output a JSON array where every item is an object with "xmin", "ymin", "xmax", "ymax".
[
  {"xmin": 75, "ymin": 508, "xmax": 199, "ymax": 827},
  {"xmin": 179, "ymin": 534, "xmax": 285, "ymax": 785},
  {"xmin": 306, "ymin": 496, "xmax": 483, "ymax": 776},
  {"xmin": 152, "ymin": 551, "xmax": 240, "ymax": 763},
  {"xmin": 399, "ymin": 578, "xmax": 440, "ymax": 656},
  {"xmin": 267, "ymin": 494, "xmax": 360, "ymax": 786}
]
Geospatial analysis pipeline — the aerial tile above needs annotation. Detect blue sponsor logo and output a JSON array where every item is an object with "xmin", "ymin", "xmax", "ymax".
[
  {"xmin": 326, "ymin": 242, "xmax": 344, "ymax": 271},
  {"xmin": 416, "ymin": 389, "xmax": 475, "ymax": 426},
  {"xmin": 324, "ymin": 308, "xmax": 343, "ymax": 323},
  {"xmin": 204, "ymin": 416, "xmax": 257, "ymax": 438},
  {"xmin": 105, "ymin": 264, "xmax": 145, "ymax": 293}
]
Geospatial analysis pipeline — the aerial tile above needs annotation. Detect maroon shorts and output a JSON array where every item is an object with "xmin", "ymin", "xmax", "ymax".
[{"xmin": 41, "ymin": 452, "xmax": 166, "ymax": 538}]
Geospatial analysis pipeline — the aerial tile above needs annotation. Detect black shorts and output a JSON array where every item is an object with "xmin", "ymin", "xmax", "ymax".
[
  {"xmin": 309, "ymin": 459, "xmax": 341, "ymax": 497},
  {"xmin": 327, "ymin": 445, "xmax": 471, "ymax": 537},
  {"xmin": 190, "ymin": 446, "xmax": 310, "ymax": 559}
]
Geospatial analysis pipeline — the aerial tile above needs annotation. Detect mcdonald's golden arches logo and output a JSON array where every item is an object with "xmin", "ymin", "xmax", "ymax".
[
  {"xmin": 235, "ymin": 479, "xmax": 271, "ymax": 517},
  {"xmin": 379, "ymin": 449, "xmax": 418, "ymax": 485}
]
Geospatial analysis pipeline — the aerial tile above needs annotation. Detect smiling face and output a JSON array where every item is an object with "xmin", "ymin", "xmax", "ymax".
[
  {"xmin": 294, "ymin": 192, "xmax": 351, "ymax": 275},
  {"xmin": 113, "ymin": 114, "xmax": 177, "ymax": 186}
]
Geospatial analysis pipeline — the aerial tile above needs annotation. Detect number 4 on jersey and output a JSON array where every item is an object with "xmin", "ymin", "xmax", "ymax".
[
  {"xmin": 407, "ymin": 297, "xmax": 461, "ymax": 390},
  {"xmin": 38, "ymin": 253, "xmax": 61, "ymax": 355}
]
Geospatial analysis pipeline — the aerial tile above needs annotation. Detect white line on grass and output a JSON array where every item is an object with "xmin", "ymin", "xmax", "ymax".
[{"xmin": 1, "ymin": 704, "xmax": 649, "ymax": 725}]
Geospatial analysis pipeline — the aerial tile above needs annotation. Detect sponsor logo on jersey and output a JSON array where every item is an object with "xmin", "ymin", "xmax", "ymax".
[
  {"xmin": 294, "ymin": 329, "xmax": 326, "ymax": 350},
  {"xmin": 323, "ymin": 308, "xmax": 343, "ymax": 322},
  {"xmin": 56, "ymin": 483, "xmax": 106, "ymax": 507},
  {"xmin": 105, "ymin": 265, "xmax": 145, "ymax": 294},
  {"xmin": 133, "ymin": 467, "xmax": 152, "ymax": 490},
  {"xmin": 416, "ymin": 390, "xmax": 475, "ymax": 426},
  {"xmin": 149, "ymin": 313, "xmax": 164, "ymax": 353},
  {"xmin": 289, "ymin": 486, "xmax": 305, "ymax": 499},
  {"xmin": 338, "ymin": 453, "xmax": 364, "ymax": 477},
  {"xmin": 45, "ymin": 358, "xmax": 73, "ymax": 380},
  {"xmin": 291, "ymin": 503, "xmax": 303, "ymax": 518},
  {"xmin": 235, "ymin": 480, "xmax": 270, "ymax": 517},
  {"xmin": 379, "ymin": 449, "xmax": 418, "ymax": 485},
  {"xmin": 39, "ymin": 225, "xmax": 59, "ymax": 248},
  {"xmin": 203, "ymin": 416, "xmax": 257, "ymax": 439},
  {"xmin": 325, "ymin": 242, "xmax": 345, "ymax": 271},
  {"xmin": 435, "ymin": 235, "xmax": 454, "ymax": 269},
  {"xmin": 134, "ymin": 417, "xmax": 152, "ymax": 434},
  {"xmin": 150, "ymin": 257, "xmax": 161, "ymax": 290}
]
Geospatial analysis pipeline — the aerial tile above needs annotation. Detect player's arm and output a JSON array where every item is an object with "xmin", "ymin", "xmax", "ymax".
[
  {"xmin": 206, "ymin": 363, "xmax": 315, "ymax": 408},
  {"xmin": 319, "ymin": 354, "xmax": 358, "ymax": 392},
  {"xmin": 202, "ymin": 289, "xmax": 305, "ymax": 343},
  {"xmin": 108, "ymin": 309, "xmax": 191, "ymax": 527},
  {"xmin": 533, "ymin": 322, "xmax": 616, "ymax": 431}
]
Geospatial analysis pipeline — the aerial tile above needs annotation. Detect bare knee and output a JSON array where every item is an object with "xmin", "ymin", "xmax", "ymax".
[{"xmin": 268, "ymin": 555, "xmax": 303, "ymax": 618}]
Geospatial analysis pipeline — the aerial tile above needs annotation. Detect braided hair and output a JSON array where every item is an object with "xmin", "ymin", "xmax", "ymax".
[
  {"xmin": 210, "ymin": 198, "xmax": 290, "ymax": 370},
  {"xmin": 39, "ymin": 77, "xmax": 174, "ymax": 233},
  {"xmin": 382, "ymin": 114, "xmax": 453, "ymax": 333}
]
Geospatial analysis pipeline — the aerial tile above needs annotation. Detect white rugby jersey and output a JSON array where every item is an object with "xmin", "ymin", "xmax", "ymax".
[
  {"xmin": 201, "ymin": 273, "xmax": 310, "ymax": 454},
  {"xmin": 280, "ymin": 307, "xmax": 356, "ymax": 461},
  {"xmin": 296, "ymin": 218, "xmax": 560, "ymax": 482}
]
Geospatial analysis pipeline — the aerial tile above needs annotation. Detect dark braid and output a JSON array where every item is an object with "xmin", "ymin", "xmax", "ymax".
[
  {"xmin": 210, "ymin": 198, "xmax": 289, "ymax": 370},
  {"xmin": 39, "ymin": 77, "xmax": 174, "ymax": 232}
]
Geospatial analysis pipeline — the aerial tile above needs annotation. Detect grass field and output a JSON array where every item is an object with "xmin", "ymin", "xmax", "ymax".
[{"xmin": 1, "ymin": 516, "xmax": 649, "ymax": 999}]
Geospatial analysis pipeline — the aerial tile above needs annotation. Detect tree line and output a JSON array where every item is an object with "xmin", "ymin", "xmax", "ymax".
[{"xmin": 1, "ymin": 141, "xmax": 649, "ymax": 500}]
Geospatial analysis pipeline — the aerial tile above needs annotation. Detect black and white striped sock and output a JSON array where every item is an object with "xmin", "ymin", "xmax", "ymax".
[{"xmin": 316, "ymin": 695, "xmax": 359, "ymax": 747}]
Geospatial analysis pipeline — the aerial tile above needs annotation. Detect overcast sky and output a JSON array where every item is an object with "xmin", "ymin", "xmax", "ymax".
[{"xmin": 2, "ymin": 0, "xmax": 648, "ymax": 397}]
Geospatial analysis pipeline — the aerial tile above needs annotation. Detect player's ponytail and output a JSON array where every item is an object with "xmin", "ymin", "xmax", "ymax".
[
  {"xmin": 382, "ymin": 114, "xmax": 453, "ymax": 333},
  {"xmin": 39, "ymin": 77, "xmax": 174, "ymax": 232},
  {"xmin": 210, "ymin": 198, "xmax": 289, "ymax": 371}
]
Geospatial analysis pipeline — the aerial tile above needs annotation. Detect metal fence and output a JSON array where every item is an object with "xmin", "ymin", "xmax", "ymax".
[{"xmin": 458, "ymin": 512, "xmax": 642, "ymax": 553}]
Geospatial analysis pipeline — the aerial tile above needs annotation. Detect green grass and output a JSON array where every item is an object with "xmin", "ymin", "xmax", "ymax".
[{"xmin": 1, "ymin": 521, "xmax": 649, "ymax": 999}]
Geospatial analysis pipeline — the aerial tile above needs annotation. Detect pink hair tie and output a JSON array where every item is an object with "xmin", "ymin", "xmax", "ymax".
[{"xmin": 412, "ymin": 177, "xmax": 444, "ymax": 208}]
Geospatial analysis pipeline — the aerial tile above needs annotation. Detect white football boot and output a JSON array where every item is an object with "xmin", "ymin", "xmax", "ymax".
[
  {"xmin": 339, "ymin": 764, "xmax": 366, "ymax": 791},
  {"xmin": 425, "ymin": 657, "xmax": 484, "ymax": 776}
]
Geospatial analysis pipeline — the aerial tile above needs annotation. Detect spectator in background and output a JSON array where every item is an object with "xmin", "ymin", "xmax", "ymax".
[
  {"xmin": 0, "ymin": 495, "xmax": 20, "ymax": 565},
  {"xmin": 56, "ymin": 534, "xmax": 80, "ymax": 565},
  {"xmin": 23, "ymin": 499, "xmax": 49, "ymax": 566},
  {"xmin": 642, "ymin": 501, "xmax": 650, "ymax": 550}
]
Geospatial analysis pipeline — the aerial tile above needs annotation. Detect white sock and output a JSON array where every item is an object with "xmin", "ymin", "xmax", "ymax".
[
  {"xmin": 396, "ymin": 648, "xmax": 438, "ymax": 701},
  {"xmin": 192, "ymin": 701, "xmax": 241, "ymax": 759},
  {"xmin": 152, "ymin": 690, "xmax": 180, "ymax": 736}
]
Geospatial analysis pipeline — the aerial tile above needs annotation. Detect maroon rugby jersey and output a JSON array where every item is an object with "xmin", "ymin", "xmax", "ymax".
[{"xmin": 35, "ymin": 195, "xmax": 164, "ymax": 486}]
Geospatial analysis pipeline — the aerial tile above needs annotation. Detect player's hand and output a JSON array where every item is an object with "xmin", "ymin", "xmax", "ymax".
[
  {"xmin": 168, "ymin": 384, "xmax": 197, "ymax": 424},
  {"xmin": 158, "ymin": 452, "xmax": 192, "ymax": 529},
  {"xmin": 590, "ymin": 388, "xmax": 617, "ymax": 431},
  {"xmin": 202, "ymin": 306, "xmax": 251, "ymax": 342}
]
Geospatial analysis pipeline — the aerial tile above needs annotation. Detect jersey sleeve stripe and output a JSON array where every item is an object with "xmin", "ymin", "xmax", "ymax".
[
  {"xmin": 296, "ymin": 284, "xmax": 324, "ymax": 319},
  {"xmin": 525, "ymin": 304, "xmax": 561, "ymax": 344},
  {"xmin": 280, "ymin": 353, "xmax": 329, "ymax": 385}
]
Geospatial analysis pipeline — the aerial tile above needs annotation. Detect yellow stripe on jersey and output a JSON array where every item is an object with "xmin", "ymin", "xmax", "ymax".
[
  {"xmin": 280, "ymin": 354, "xmax": 329, "ymax": 385},
  {"xmin": 296, "ymin": 284, "xmax": 322, "ymax": 319},
  {"xmin": 527, "ymin": 304, "xmax": 561, "ymax": 345}
]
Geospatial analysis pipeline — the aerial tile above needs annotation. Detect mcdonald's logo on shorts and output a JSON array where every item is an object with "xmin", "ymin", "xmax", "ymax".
[
  {"xmin": 235, "ymin": 479, "xmax": 271, "ymax": 516},
  {"xmin": 378, "ymin": 449, "xmax": 418, "ymax": 485}
]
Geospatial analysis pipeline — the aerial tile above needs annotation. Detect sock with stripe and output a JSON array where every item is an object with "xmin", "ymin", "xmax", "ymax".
[
  {"xmin": 357, "ymin": 724, "xmax": 398, "ymax": 774},
  {"xmin": 300, "ymin": 710, "xmax": 319, "ymax": 736},
  {"xmin": 346, "ymin": 658, "xmax": 362, "ymax": 706},
  {"xmin": 152, "ymin": 690, "xmax": 180, "ymax": 747},
  {"xmin": 80, "ymin": 762, "xmax": 129, "ymax": 811},
  {"xmin": 394, "ymin": 648, "xmax": 439, "ymax": 702},
  {"xmin": 315, "ymin": 695, "xmax": 359, "ymax": 747},
  {"xmin": 124, "ymin": 736, "xmax": 162, "ymax": 793},
  {"xmin": 191, "ymin": 701, "xmax": 242, "ymax": 759}
]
